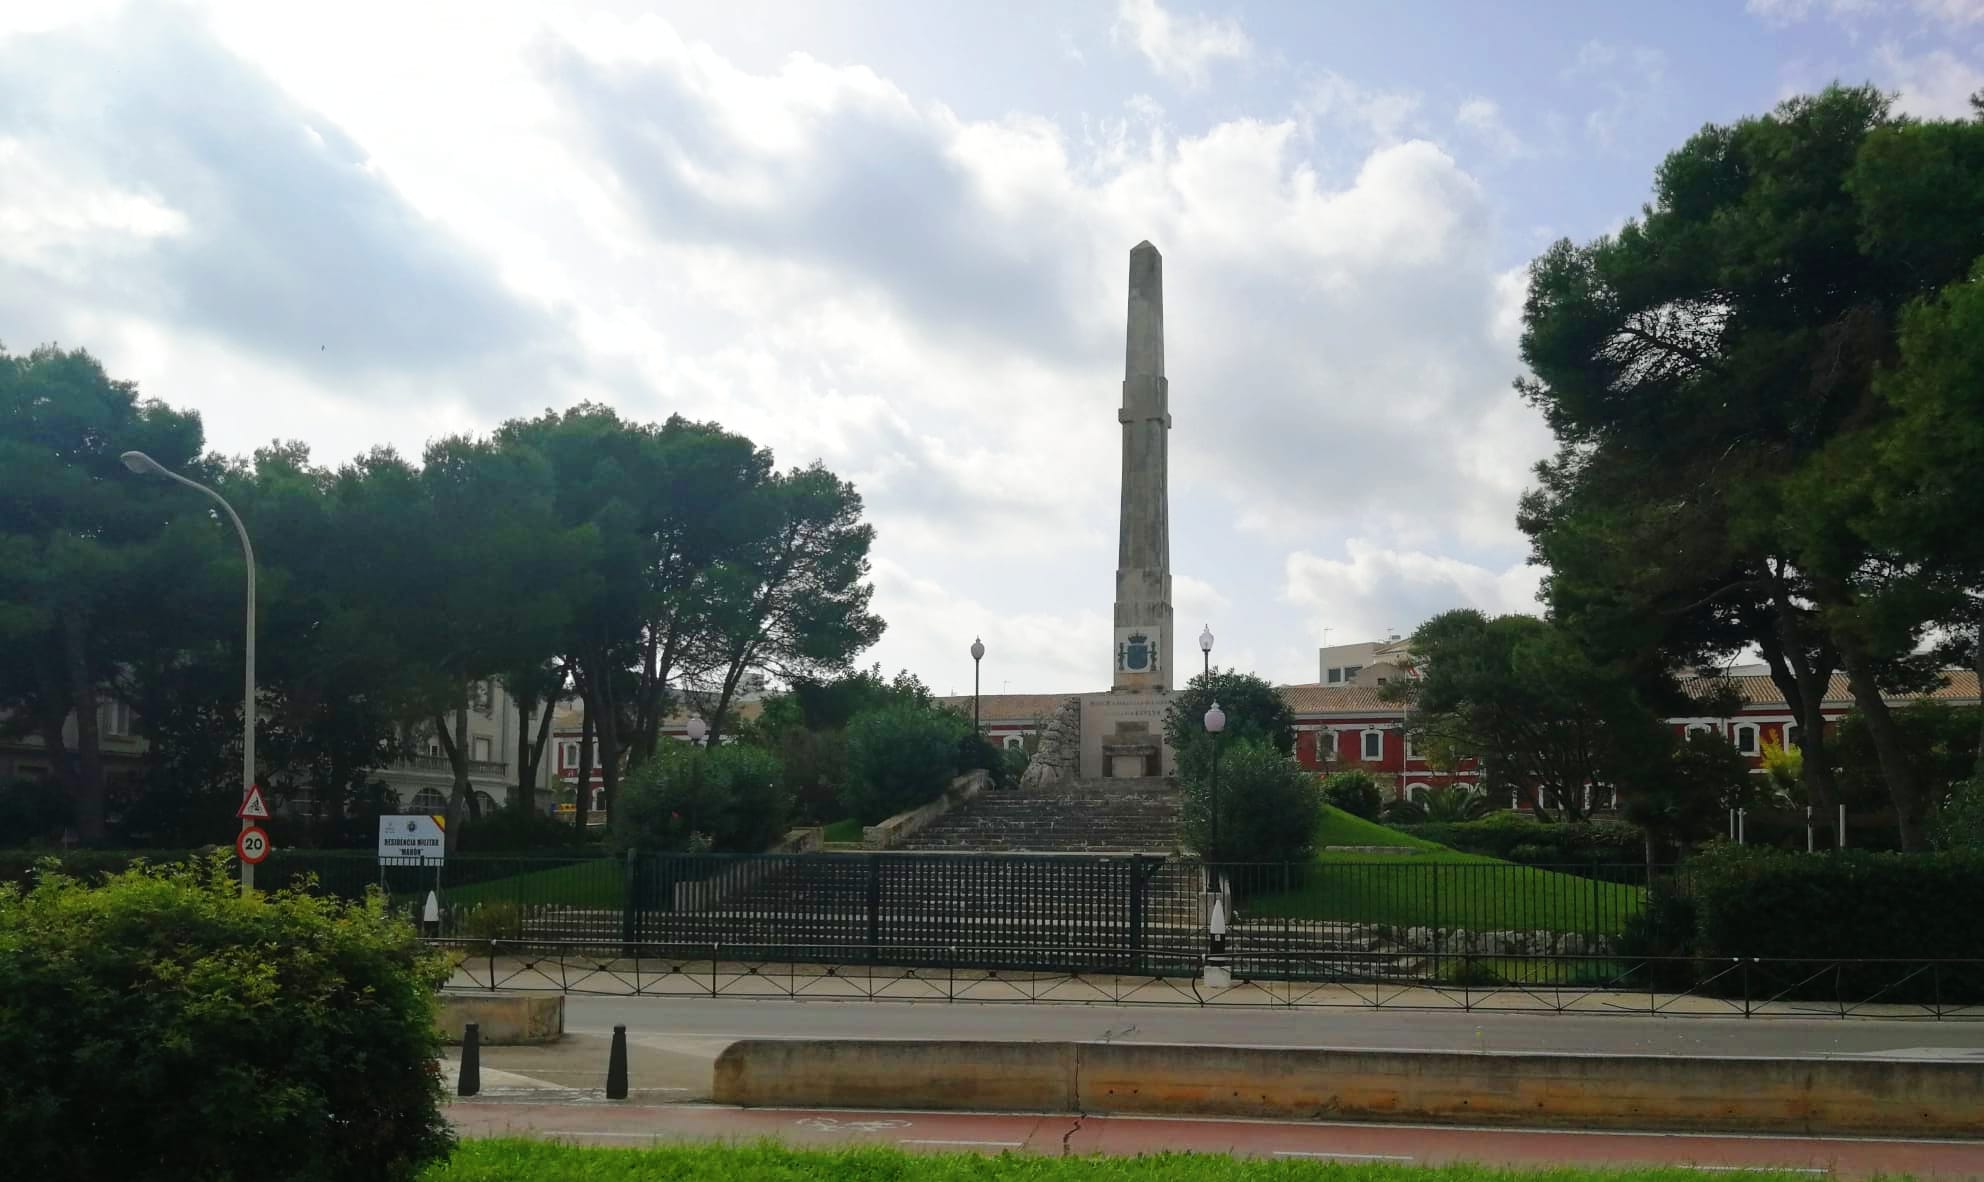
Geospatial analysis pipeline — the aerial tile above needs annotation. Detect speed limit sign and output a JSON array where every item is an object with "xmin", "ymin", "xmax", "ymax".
[{"xmin": 236, "ymin": 825, "xmax": 272, "ymax": 865}]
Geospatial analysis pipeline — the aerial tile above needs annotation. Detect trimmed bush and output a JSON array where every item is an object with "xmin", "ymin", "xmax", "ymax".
[
  {"xmin": 615, "ymin": 743, "xmax": 792, "ymax": 853},
  {"xmin": 840, "ymin": 702, "xmax": 968, "ymax": 824},
  {"xmin": 0, "ymin": 854, "xmax": 453, "ymax": 1181},
  {"xmin": 1320, "ymin": 770, "xmax": 1383, "ymax": 820},
  {"xmin": 1182, "ymin": 739, "xmax": 1323, "ymax": 864},
  {"xmin": 1683, "ymin": 844, "xmax": 1984, "ymax": 960},
  {"xmin": 458, "ymin": 804, "xmax": 589, "ymax": 853},
  {"xmin": 1404, "ymin": 814, "xmax": 1641, "ymax": 865}
]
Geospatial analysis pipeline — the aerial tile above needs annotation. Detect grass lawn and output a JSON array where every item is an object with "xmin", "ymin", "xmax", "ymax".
[
  {"xmin": 422, "ymin": 1140, "xmax": 1826, "ymax": 1181},
  {"xmin": 446, "ymin": 860, "xmax": 624, "ymax": 909},
  {"xmin": 822, "ymin": 818, "xmax": 865, "ymax": 843},
  {"xmin": 1243, "ymin": 807, "xmax": 1644, "ymax": 935}
]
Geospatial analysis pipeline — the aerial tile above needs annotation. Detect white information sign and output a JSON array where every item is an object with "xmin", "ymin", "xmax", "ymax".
[{"xmin": 378, "ymin": 814, "xmax": 447, "ymax": 864}]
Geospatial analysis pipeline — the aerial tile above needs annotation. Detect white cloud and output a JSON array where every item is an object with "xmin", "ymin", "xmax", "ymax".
[
  {"xmin": 1, "ymin": 4, "xmax": 1551, "ymax": 694},
  {"xmin": 1751, "ymin": 0, "xmax": 1984, "ymax": 23},
  {"xmin": 1113, "ymin": 0, "xmax": 1251, "ymax": 90},
  {"xmin": 1878, "ymin": 43, "xmax": 1984, "ymax": 116},
  {"xmin": 1296, "ymin": 72, "xmax": 1423, "ymax": 146},
  {"xmin": 1566, "ymin": 41, "xmax": 1668, "ymax": 148},
  {"xmin": 1282, "ymin": 540, "xmax": 1544, "ymax": 647},
  {"xmin": 1454, "ymin": 98, "xmax": 1530, "ymax": 161}
]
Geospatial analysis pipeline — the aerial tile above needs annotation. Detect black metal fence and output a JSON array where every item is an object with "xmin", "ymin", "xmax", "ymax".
[
  {"xmin": 434, "ymin": 937, "xmax": 1984, "ymax": 1019},
  {"xmin": 17, "ymin": 847, "xmax": 1984, "ymax": 1010}
]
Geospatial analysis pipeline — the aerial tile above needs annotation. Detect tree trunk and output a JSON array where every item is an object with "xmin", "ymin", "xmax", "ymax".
[
  {"xmin": 1972, "ymin": 627, "xmax": 1984, "ymax": 784},
  {"xmin": 435, "ymin": 696, "xmax": 475, "ymax": 855},
  {"xmin": 1838, "ymin": 646, "xmax": 1927, "ymax": 850},
  {"xmin": 517, "ymin": 694, "xmax": 557, "ymax": 812},
  {"xmin": 573, "ymin": 706, "xmax": 595, "ymax": 832},
  {"xmin": 516, "ymin": 696, "xmax": 534, "ymax": 807},
  {"xmin": 60, "ymin": 607, "xmax": 106, "ymax": 841},
  {"xmin": 1761, "ymin": 574, "xmax": 1841, "ymax": 817}
]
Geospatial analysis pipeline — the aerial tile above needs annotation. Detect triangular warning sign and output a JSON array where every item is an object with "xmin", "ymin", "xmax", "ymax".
[{"xmin": 236, "ymin": 784, "xmax": 271, "ymax": 820}]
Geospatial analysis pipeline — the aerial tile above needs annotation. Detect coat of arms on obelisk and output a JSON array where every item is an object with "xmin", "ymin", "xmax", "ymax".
[{"xmin": 1118, "ymin": 633, "xmax": 1157, "ymax": 674}]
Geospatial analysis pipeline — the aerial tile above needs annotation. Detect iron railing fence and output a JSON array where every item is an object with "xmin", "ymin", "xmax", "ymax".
[{"xmin": 432, "ymin": 937, "xmax": 1984, "ymax": 1019}]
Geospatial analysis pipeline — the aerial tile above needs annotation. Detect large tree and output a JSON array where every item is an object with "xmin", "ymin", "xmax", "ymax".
[
  {"xmin": 1403, "ymin": 610, "xmax": 1678, "ymax": 823},
  {"xmin": 686, "ymin": 463, "xmax": 884, "ymax": 746},
  {"xmin": 0, "ymin": 345, "xmax": 208, "ymax": 840},
  {"xmin": 1516, "ymin": 87, "xmax": 1984, "ymax": 847}
]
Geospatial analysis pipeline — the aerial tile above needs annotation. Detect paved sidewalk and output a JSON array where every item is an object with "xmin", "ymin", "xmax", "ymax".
[
  {"xmin": 446, "ymin": 1099, "xmax": 1984, "ymax": 1178},
  {"xmin": 446, "ymin": 954, "xmax": 1984, "ymax": 1021}
]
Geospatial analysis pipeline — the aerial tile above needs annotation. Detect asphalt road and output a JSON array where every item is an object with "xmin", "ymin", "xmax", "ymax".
[
  {"xmin": 562, "ymin": 994, "xmax": 1984, "ymax": 1060},
  {"xmin": 449, "ymin": 1100, "xmax": 1984, "ymax": 1178}
]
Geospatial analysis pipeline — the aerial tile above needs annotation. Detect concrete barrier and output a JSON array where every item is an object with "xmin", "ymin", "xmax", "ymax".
[
  {"xmin": 712, "ymin": 1039, "xmax": 1984, "ymax": 1137},
  {"xmin": 437, "ymin": 992, "xmax": 563, "ymax": 1045}
]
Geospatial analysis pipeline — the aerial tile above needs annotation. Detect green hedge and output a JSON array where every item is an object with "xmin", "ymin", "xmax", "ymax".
[
  {"xmin": 1685, "ymin": 844, "xmax": 1984, "ymax": 960},
  {"xmin": 1620, "ymin": 845, "xmax": 1984, "ymax": 1002},
  {"xmin": 0, "ymin": 854, "xmax": 453, "ymax": 1180},
  {"xmin": 1402, "ymin": 814, "xmax": 1642, "ymax": 865}
]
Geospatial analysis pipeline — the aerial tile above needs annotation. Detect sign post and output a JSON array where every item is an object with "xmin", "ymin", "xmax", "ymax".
[
  {"xmin": 379, "ymin": 815, "xmax": 448, "ymax": 933},
  {"xmin": 234, "ymin": 785, "xmax": 271, "ymax": 889},
  {"xmin": 235, "ymin": 825, "xmax": 271, "ymax": 866}
]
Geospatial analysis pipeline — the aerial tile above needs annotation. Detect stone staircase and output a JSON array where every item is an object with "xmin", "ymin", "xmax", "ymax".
[{"xmin": 898, "ymin": 776, "xmax": 1182, "ymax": 853}]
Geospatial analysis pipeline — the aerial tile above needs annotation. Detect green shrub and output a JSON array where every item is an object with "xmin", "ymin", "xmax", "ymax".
[
  {"xmin": 458, "ymin": 900, "xmax": 526, "ymax": 941},
  {"xmin": 1683, "ymin": 843, "xmax": 1984, "ymax": 960},
  {"xmin": 1934, "ymin": 778, "xmax": 1984, "ymax": 851},
  {"xmin": 1320, "ymin": 770, "xmax": 1383, "ymax": 820},
  {"xmin": 1165, "ymin": 669, "xmax": 1298, "ymax": 783},
  {"xmin": 957, "ymin": 728, "xmax": 1010, "ymax": 789},
  {"xmin": 0, "ymin": 777, "xmax": 71, "ymax": 845},
  {"xmin": 1182, "ymin": 739, "xmax": 1323, "ymax": 864},
  {"xmin": 840, "ymin": 702, "xmax": 968, "ymax": 824},
  {"xmin": 0, "ymin": 854, "xmax": 453, "ymax": 1180},
  {"xmin": 458, "ymin": 804, "xmax": 587, "ymax": 853},
  {"xmin": 1404, "ymin": 815, "xmax": 1641, "ymax": 864},
  {"xmin": 615, "ymin": 743, "xmax": 792, "ymax": 853}
]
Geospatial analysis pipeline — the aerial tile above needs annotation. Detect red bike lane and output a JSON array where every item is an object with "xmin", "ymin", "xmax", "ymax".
[{"xmin": 449, "ymin": 1099, "xmax": 1984, "ymax": 1177}]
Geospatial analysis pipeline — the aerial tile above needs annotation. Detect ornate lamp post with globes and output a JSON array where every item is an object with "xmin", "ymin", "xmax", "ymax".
[
  {"xmin": 970, "ymin": 636, "xmax": 985, "ymax": 733},
  {"xmin": 1199, "ymin": 624, "xmax": 1214, "ymax": 676},
  {"xmin": 1203, "ymin": 699, "xmax": 1227, "ymax": 856}
]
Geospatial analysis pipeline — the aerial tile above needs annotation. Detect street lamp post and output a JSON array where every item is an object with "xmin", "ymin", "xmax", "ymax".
[
  {"xmin": 1199, "ymin": 624, "xmax": 1213, "ymax": 677},
  {"xmin": 121, "ymin": 450, "xmax": 257, "ymax": 892},
  {"xmin": 1203, "ymin": 700, "xmax": 1226, "ymax": 858},
  {"xmin": 970, "ymin": 637, "xmax": 985, "ymax": 733},
  {"xmin": 684, "ymin": 717, "xmax": 708, "ymax": 843}
]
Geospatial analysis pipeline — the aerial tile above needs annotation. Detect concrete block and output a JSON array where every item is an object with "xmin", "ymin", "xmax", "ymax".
[
  {"xmin": 437, "ymin": 992, "xmax": 563, "ymax": 1045},
  {"xmin": 709, "ymin": 1038, "xmax": 1984, "ymax": 1137},
  {"xmin": 715, "ymin": 1039, "xmax": 1076, "ymax": 1111}
]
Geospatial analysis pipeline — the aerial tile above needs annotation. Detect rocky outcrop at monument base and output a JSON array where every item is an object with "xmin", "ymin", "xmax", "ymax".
[{"xmin": 1017, "ymin": 696, "xmax": 1082, "ymax": 792}]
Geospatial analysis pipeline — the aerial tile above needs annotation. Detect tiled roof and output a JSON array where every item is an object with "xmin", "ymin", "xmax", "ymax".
[
  {"xmin": 935, "ymin": 694, "xmax": 1082, "ymax": 724},
  {"xmin": 550, "ymin": 698, "xmax": 764, "ymax": 733},
  {"xmin": 1681, "ymin": 670, "xmax": 1979, "ymax": 708},
  {"xmin": 1277, "ymin": 684, "xmax": 1406, "ymax": 713}
]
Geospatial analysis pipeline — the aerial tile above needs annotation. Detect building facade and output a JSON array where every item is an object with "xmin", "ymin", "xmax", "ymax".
[{"xmin": 952, "ymin": 670, "xmax": 1983, "ymax": 804}]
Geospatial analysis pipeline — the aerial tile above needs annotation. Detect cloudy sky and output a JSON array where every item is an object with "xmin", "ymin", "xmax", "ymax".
[{"xmin": 4, "ymin": 1, "xmax": 1979, "ymax": 695}]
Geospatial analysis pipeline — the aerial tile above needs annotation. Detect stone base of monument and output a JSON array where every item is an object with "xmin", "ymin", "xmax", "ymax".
[{"xmin": 1079, "ymin": 693, "xmax": 1176, "ymax": 780}]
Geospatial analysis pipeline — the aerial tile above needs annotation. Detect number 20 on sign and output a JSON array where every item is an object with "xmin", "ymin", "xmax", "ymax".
[{"xmin": 236, "ymin": 825, "xmax": 272, "ymax": 865}]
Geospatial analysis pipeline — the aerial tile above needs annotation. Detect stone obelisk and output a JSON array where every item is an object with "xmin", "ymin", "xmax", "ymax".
[{"xmin": 1112, "ymin": 241, "xmax": 1173, "ymax": 695}]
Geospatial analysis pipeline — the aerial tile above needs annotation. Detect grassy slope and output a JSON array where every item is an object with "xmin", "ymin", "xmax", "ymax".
[
  {"xmin": 1245, "ymin": 806, "xmax": 1643, "ymax": 934},
  {"xmin": 822, "ymin": 818, "xmax": 864, "ymax": 843},
  {"xmin": 425, "ymin": 1141, "xmax": 1821, "ymax": 1181},
  {"xmin": 446, "ymin": 860, "xmax": 624, "ymax": 909}
]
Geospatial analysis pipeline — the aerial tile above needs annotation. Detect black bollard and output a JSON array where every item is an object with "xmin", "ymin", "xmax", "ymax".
[
  {"xmin": 606, "ymin": 1024, "xmax": 629, "ymax": 1099},
  {"xmin": 458, "ymin": 1022, "xmax": 481, "ymax": 1097}
]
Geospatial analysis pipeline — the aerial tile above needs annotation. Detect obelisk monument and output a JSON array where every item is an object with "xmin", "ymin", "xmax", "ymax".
[{"xmin": 1113, "ymin": 240, "xmax": 1174, "ymax": 695}]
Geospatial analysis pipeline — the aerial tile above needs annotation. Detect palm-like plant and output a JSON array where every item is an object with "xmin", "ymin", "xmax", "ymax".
[{"xmin": 1388, "ymin": 784, "xmax": 1495, "ymax": 824}]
